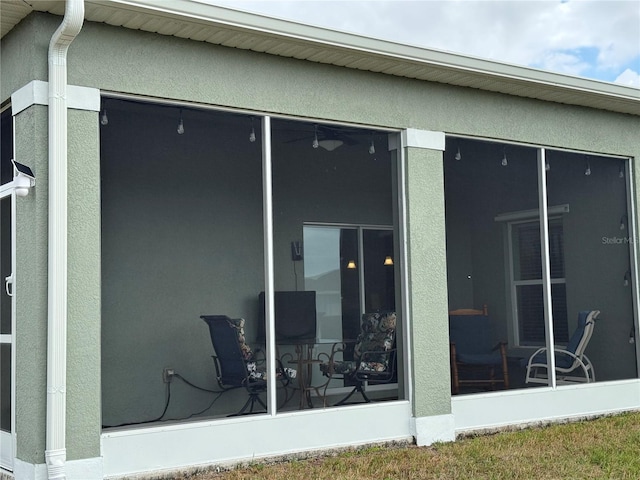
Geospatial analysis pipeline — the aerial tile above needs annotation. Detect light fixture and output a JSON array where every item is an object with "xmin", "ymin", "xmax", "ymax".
[
  {"xmin": 584, "ymin": 158, "xmax": 591, "ymax": 176},
  {"xmin": 620, "ymin": 164, "xmax": 625, "ymax": 179},
  {"xmin": 177, "ymin": 110, "xmax": 185, "ymax": 135},
  {"xmin": 630, "ymin": 326, "xmax": 635, "ymax": 344},
  {"xmin": 100, "ymin": 108, "xmax": 108, "ymax": 126},
  {"xmin": 249, "ymin": 117, "xmax": 256, "ymax": 143},
  {"xmin": 620, "ymin": 214, "xmax": 628, "ymax": 231},
  {"xmin": 346, "ymin": 260, "xmax": 357, "ymax": 269},
  {"xmin": 454, "ymin": 147, "xmax": 462, "ymax": 161},
  {"xmin": 318, "ymin": 139, "xmax": 344, "ymax": 151},
  {"xmin": 312, "ymin": 125, "xmax": 319, "ymax": 149},
  {"xmin": 383, "ymin": 256, "xmax": 394, "ymax": 266},
  {"xmin": 545, "ymin": 158, "xmax": 550, "ymax": 171},
  {"xmin": 11, "ymin": 159, "xmax": 35, "ymax": 197},
  {"xmin": 369, "ymin": 135, "xmax": 376, "ymax": 155},
  {"xmin": 501, "ymin": 148, "xmax": 508, "ymax": 167},
  {"xmin": 624, "ymin": 270, "xmax": 631, "ymax": 287}
]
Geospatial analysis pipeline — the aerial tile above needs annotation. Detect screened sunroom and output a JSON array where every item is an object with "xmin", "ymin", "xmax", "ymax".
[
  {"xmin": 99, "ymin": 97, "xmax": 407, "ymax": 426},
  {"xmin": 444, "ymin": 136, "xmax": 638, "ymax": 396}
]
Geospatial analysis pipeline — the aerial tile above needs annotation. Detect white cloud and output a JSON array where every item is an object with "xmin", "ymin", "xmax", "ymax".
[
  {"xmin": 615, "ymin": 68, "xmax": 640, "ymax": 88},
  {"xmin": 205, "ymin": 0, "xmax": 640, "ymax": 86}
]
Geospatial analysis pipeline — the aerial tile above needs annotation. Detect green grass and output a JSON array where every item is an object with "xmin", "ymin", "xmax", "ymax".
[{"xmin": 164, "ymin": 411, "xmax": 640, "ymax": 480}]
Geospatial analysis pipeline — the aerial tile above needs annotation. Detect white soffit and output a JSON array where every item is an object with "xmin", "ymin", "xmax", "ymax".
[{"xmin": 1, "ymin": 0, "xmax": 639, "ymax": 116}]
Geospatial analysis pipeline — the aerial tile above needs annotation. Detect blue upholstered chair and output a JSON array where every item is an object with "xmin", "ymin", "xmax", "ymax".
[
  {"xmin": 524, "ymin": 310, "xmax": 600, "ymax": 385},
  {"xmin": 449, "ymin": 306, "xmax": 509, "ymax": 394}
]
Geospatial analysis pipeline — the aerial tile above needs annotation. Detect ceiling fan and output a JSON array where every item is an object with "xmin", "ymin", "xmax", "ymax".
[{"xmin": 285, "ymin": 124, "xmax": 362, "ymax": 151}]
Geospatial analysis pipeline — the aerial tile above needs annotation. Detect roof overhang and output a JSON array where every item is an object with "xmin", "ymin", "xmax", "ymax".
[{"xmin": 2, "ymin": 0, "xmax": 639, "ymax": 116}]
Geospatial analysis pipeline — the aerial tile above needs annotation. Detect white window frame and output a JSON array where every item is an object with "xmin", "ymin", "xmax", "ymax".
[{"xmin": 506, "ymin": 216, "xmax": 567, "ymax": 347}]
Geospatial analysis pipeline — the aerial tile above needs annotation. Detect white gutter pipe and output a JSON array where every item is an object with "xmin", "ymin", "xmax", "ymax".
[{"xmin": 46, "ymin": 1, "xmax": 84, "ymax": 479}]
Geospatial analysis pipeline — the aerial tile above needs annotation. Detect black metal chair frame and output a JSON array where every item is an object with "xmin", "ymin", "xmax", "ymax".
[
  {"xmin": 333, "ymin": 347, "xmax": 397, "ymax": 406},
  {"xmin": 201, "ymin": 315, "xmax": 289, "ymax": 416}
]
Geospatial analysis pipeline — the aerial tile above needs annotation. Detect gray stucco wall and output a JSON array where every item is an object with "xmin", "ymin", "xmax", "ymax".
[
  {"xmin": 14, "ymin": 105, "xmax": 49, "ymax": 464},
  {"xmin": 1, "ymin": 11, "xmax": 639, "ymax": 465},
  {"xmin": 405, "ymin": 147, "xmax": 450, "ymax": 417},
  {"xmin": 11, "ymin": 104, "xmax": 101, "ymax": 464}
]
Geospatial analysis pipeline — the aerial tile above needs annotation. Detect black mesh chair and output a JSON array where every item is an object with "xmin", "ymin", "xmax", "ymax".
[
  {"xmin": 201, "ymin": 315, "xmax": 267, "ymax": 415},
  {"xmin": 201, "ymin": 315, "xmax": 293, "ymax": 415}
]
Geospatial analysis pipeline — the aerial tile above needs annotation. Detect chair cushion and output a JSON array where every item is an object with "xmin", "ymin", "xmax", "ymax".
[
  {"xmin": 449, "ymin": 314, "xmax": 494, "ymax": 354},
  {"xmin": 228, "ymin": 317, "xmax": 255, "ymax": 361},
  {"xmin": 354, "ymin": 312, "xmax": 396, "ymax": 371},
  {"xmin": 529, "ymin": 350, "xmax": 574, "ymax": 370},
  {"xmin": 228, "ymin": 318, "xmax": 296, "ymax": 380},
  {"xmin": 320, "ymin": 360, "xmax": 357, "ymax": 376},
  {"xmin": 565, "ymin": 310, "xmax": 591, "ymax": 355}
]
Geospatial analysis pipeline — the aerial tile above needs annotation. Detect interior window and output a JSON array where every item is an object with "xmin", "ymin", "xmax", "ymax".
[{"xmin": 510, "ymin": 218, "xmax": 568, "ymax": 346}]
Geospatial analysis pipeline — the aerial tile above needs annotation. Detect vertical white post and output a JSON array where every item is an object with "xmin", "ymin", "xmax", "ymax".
[
  {"xmin": 261, "ymin": 116, "xmax": 277, "ymax": 414},
  {"xmin": 537, "ymin": 148, "xmax": 556, "ymax": 388}
]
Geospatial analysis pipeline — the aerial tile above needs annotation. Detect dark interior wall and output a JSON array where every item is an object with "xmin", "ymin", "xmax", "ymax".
[
  {"xmin": 545, "ymin": 152, "xmax": 635, "ymax": 380},
  {"xmin": 445, "ymin": 139, "xmax": 637, "ymax": 380},
  {"xmin": 100, "ymin": 104, "xmax": 395, "ymax": 424},
  {"xmin": 445, "ymin": 140, "xmax": 540, "ymax": 341},
  {"xmin": 271, "ymin": 121, "xmax": 394, "ymax": 292},
  {"xmin": 100, "ymin": 104, "xmax": 266, "ymax": 424}
]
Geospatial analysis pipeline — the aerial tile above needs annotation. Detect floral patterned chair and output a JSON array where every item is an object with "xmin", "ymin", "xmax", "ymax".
[
  {"xmin": 201, "ymin": 315, "xmax": 296, "ymax": 415},
  {"xmin": 319, "ymin": 312, "xmax": 397, "ymax": 405}
]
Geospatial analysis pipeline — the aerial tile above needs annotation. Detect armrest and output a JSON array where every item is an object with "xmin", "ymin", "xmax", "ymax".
[
  {"xmin": 356, "ymin": 349, "xmax": 396, "ymax": 381},
  {"xmin": 319, "ymin": 339, "xmax": 358, "ymax": 377}
]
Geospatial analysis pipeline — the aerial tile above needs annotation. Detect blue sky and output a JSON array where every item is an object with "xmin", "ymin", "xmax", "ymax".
[{"xmin": 206, "ymin": 0, "xmax": 640, "ymax": 88}]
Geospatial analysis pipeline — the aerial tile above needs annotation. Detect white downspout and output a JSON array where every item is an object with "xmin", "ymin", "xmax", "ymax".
[{"xmin": 46, "ymin": 1, "xmax": 84, "ymax": 479}]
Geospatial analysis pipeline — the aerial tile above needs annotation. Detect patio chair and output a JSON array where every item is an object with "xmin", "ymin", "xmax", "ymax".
[
  {"xmin": 319, "ymin": 312, "xmax": 397, "ymax": 406},
  {"xmin": 449, "ymin": 306, "xmax": 509, "ymax": 394},
  {"xmin": 524, "ymin": 310, "xmax": 600, "ymax": 385},
  {"xmin": 201, "ymin": 315, "xmax": 295, "ymax": 415}
]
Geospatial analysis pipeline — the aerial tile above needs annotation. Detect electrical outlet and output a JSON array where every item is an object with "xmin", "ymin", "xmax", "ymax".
[{"xmin": 162, "ymin": 368, "xmax": 175, "ymax": 383}]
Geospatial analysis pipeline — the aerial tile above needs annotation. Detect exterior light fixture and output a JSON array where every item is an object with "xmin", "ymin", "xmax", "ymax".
[
  {"xmin": 100, "ymin": 108, "xmax": 108, "ymax": 126},
  {"xmin": 454, "ymin": 147, "xmax": 461, "ymax": 161},
  {"xmin": 383, "ymin": 256, "xmax": 394, "ymax": 266},
  {"xmin": 12, "ymin": 160, "xmax": 35, "ymax": 197},
  {"xmin": 501, "ymin": 147, "xmax": 508, "ymax": 167},
  {"xmin": 346, "ymin": 260, "xmax": 357, "ymax": 269}
]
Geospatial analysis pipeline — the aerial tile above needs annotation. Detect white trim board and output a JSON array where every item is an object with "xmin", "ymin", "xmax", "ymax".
[
  {"xmin": 452, "ymin": 379, "xmax": 640, "ymax": 435},
  {"xmin": 10, "ymin": 80, "xmax": 100, "ymax": 115},
  {"xmin": 12, "ymin": 456, "xmax": 103, "ymax": 480},
  {"xmin": 101, "ymin": 401, "xmax": 412, "ymax": 478}
]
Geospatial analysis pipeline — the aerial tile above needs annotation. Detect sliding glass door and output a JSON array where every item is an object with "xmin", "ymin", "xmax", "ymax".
[{"xmin": 303, "ymin": 225, "xmax": 395, "ymax": 342}]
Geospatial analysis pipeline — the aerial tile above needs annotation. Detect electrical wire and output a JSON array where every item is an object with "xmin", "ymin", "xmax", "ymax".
[
  {"xmin": 101, "ymin": 371, "xmax": 243, "ymax": 429},
  {"xmin": 102, "ymin": 380, "xmax": 172, "ymax": 429},
  {"xmin": 174, "ymin": 373, "xmax": 226, "ymax": 393},
  {"xmin": 293, "ymin": 259, "xmax": 299, "ymax": 291}
]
